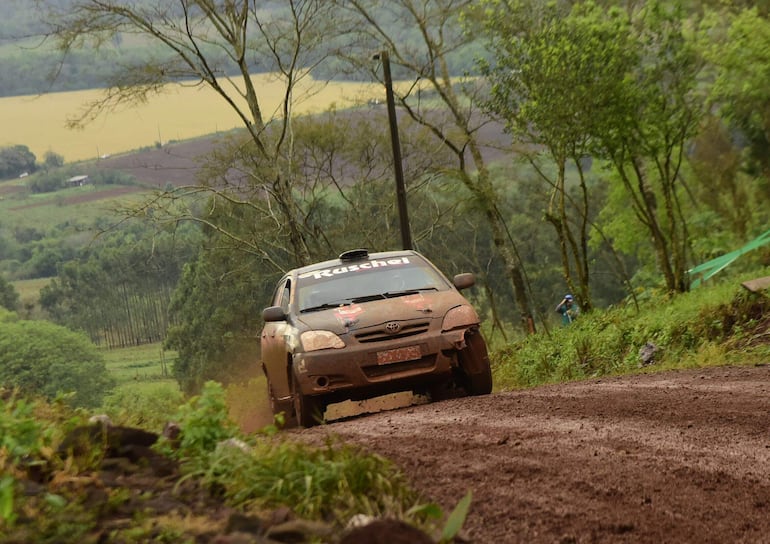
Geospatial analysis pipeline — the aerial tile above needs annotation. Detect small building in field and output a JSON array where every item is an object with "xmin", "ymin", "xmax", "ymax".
[{"xmin": 66, "ymin": 175, "xmax": 90, "ymax": 187}]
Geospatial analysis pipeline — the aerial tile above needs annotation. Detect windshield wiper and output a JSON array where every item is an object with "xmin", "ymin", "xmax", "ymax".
[
  {"xmin": 383, "ymin": 287, "xmax": 439, "ymax": 298},
  {"xmin": 350, "ymin": 294, "xmax": 387, "ymax": 303},
  {"xmin": 382, "ymin": 289, "xmax": 420, "ymax": 298},
  {"xmin": 300, "ymin": 301, "xmax": 351, "ymax": 313}
]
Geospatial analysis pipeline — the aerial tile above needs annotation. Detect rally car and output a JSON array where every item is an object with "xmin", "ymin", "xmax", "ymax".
[{"xmin": 260, "ymin": 248, "xmax": 492, "ymax": 427}]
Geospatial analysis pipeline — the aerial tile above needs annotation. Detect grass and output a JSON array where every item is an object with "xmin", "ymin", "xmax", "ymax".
[
  {"xmin": 101, "ymin": 342, "xmax": 174, "ymax": 384},
  {"xmin": 0, "ymin": 181, "xmax": 147, "ymax": 231},
  {"xmin": 98, "ymin": 342, "xmax": 181, "ymax": 430},
  {"xmin": 1, "ymin": 381, "xmax": 443, "ymax": 544},
  {"xmin": 11, "ymin": 277, "xmax": 52, "ymax": 302}
]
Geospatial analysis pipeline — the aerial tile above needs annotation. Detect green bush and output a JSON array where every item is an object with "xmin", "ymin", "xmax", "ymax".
[
  {"xmin": 0, "ymin": 391, "xmax": 48, "ymax": 467},
  {"xmin": 0, "ymin": 315, "xmax": 115, "ymax": 408},
  {"xmin": 164, "ymin": 380, "xmax": 240, "ymax": 461},
  {"xmin": 26, "ymin": 171, "xmax": 64, "ymax": 193},
  {"xmin": 88, "ymin": 169, "xmax": 137, "ymax": 186}
]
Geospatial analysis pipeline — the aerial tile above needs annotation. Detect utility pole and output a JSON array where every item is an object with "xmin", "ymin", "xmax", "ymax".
[{"xmin": 375, "ymin": 50, "xmax": 413, "ymax": 250}]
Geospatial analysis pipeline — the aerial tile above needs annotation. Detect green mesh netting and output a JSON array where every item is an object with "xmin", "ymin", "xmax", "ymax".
[{"xmin": 688, "ymin": 229, "xmax": 770, "ymax": 288}]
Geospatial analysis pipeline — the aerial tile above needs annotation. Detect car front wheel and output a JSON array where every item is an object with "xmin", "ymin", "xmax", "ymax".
[{"xmin": 457, "ymin": 330, "xmax": 493, "ymax": 396}]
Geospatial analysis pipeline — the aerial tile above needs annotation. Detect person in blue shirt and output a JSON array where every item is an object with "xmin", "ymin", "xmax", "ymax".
[{"xmin": 555, "ymin": 294, "xmax": 579, "ymax": 325}]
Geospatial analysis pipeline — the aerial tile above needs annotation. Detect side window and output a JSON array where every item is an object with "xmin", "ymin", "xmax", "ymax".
[
  {"xmin": 271, "ymin": 278, "xmax": 292, "ymax": 312},
  {"xmin": 280, "ymin": 279, "xmax": 291, "ymax": 313}
]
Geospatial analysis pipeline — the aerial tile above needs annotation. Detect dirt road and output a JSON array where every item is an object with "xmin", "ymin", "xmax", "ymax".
[{"xmin": 294, "ymin": 364, "xmax": 770, "ymax": 543}]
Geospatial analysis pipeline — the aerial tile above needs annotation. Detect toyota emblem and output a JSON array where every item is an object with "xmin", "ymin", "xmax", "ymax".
[{"xmin": 385, "ymin": 322, "xmax": 401, "ymax": 334}]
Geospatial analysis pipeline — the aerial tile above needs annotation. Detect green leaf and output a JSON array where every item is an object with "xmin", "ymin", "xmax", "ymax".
[
  {"xmin": 44, "ymin": 493, "xmax": 68, "ymax": 509},
  {"xmin": 0, "ymin": 476, "xmax": 17, "ymax": 526},
  {"xmin": 440, "ymin": 490, "xmax": 472, "ymax": 542}
]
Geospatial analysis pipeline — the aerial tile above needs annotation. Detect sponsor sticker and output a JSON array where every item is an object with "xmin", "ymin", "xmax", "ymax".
[
  {"xmin": 401, "ymin": 293, "xmax": 427, "ymax": 306},
  {"xmin": 334, "ymin": 304, "xmax": 363, "ymax": 320},
  {"xmin": 299, "ymin": 257, "xmax": 411, "ymax": 280}
]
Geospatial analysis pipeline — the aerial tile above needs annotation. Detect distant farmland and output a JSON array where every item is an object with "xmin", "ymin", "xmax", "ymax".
[{"xmin": 0, "ymin": 74, "xmax": 383, "ymax": 164}]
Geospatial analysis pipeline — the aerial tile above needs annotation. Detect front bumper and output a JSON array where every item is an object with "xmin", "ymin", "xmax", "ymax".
[{"xmin": 293, "ymin": 326, "xmax": 470, "ymax": 404}]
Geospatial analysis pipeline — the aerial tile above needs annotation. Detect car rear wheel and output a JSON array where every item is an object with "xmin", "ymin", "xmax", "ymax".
[
  {"xmin": 292, "ymin": 370, "xmax": 324, "ymax": 427},
  {"xmin": 458, "ymin": 330, "xmax": 493, "ymax": 396}
]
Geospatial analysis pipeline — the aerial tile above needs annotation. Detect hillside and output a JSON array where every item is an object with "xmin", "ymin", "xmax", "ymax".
[
  {"xmin": 92, "ymin": 135, "xmax": 228, "ymax": 189},
  {"xmin": 86, "ymin": 110, "xmax": 511, "ymax": 189}
]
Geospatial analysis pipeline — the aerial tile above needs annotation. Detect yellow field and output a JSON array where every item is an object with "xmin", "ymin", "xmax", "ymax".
[{"xmin": 1, "ymin": 74, "xmax": 384, "ymax": 163}]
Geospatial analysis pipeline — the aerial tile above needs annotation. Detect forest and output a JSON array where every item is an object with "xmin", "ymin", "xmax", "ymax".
[{"xmin": 1, "ymin": 0, "xmax": 769, "ymax": 401}]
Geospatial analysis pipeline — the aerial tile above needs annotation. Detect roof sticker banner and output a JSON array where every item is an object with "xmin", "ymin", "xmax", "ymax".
[{"xmin": 299, "ymin": 257, "xmax": 411, "ymax": 280}]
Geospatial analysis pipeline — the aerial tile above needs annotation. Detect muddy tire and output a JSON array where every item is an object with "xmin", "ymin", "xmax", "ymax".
[
  {"xmin": 292, "ymin": 371, "xmax": 324, "ymax": 427},
  {"xmin": 268, "ymin": 383, "xmax": 293, "ymax": 426},
  {"xmin": 458, "ymin": 330, "xmax": 493, "ymax": 396}
]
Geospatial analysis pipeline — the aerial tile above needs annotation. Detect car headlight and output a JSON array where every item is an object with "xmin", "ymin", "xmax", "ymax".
[
  {"xmin": 300, "ymin": 330, "xmax": 345, "ymax": 352},
  {"xmin": 442, "ymin": 304, "xmax": 479, "ymax": 331}
]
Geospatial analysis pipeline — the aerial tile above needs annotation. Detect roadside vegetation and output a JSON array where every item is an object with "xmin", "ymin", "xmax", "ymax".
[
  {"xmin": 0, "ymin": 376, "xmax": 468, "ymax": 543},
  {"xmin": 494, "ymin": 275, "xmax": 770, "ymax": 389}
]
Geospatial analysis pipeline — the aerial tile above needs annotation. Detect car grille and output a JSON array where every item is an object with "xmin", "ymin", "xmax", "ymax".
[{"xmin": 354, "ymin": 321, "xmax": 431, "ymax": 343}]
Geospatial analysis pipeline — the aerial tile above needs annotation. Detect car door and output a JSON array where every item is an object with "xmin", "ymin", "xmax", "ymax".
[{"xmin": 261, "ymin": 278, "xmax": 293, "ymax": 401}]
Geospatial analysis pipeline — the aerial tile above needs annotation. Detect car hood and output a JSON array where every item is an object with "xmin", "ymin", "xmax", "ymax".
[{"xmin": 295, "ymin": 290, "xmax": 471, "ymax": 333}]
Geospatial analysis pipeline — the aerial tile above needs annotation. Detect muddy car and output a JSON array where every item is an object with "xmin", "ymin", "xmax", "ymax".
[{"xmin": 260, "ymin": 249, "xmax": 492, "ymax": 427}]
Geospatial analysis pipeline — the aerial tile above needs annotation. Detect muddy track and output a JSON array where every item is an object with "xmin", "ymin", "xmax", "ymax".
[{"xmin": 292, "ymin": 364, "xmax": 770, "ymax": 543}]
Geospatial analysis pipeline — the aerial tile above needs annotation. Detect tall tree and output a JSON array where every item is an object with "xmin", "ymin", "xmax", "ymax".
[
  {"xmin": 333, "ymin": 0, "xmax": 537, "ymax": 332},
  {"xmin": 0, "ymin": 145, "xmax": 36, "ymax": 179},
  {"xmin": 601, "ymin": 1, "xmax": 704, "ymax": 293},
  {"xmin": 700, "ymin": 7, "xmax": 770, "ymax": 184},
  {"xmin": 478, "ymin": 1, "xmax": 636, "ymax": 310},
  {"xmin": 39, "ymin": 224, "xmax": 198, "ymax": 347},
  {"xmin": 165, "ymin": 237, "xmax": 267, "ymax": 395}
]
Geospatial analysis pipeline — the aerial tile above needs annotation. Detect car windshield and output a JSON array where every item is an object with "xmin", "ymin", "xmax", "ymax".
[{"xmin": 297, "ymin": 255, "xmax": 450, "ymax": 313}]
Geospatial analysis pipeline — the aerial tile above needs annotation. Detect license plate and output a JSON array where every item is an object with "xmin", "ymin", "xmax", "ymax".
[{"xmin": 376, "ymin": 345, "xmax": 421, "ymax": 365}]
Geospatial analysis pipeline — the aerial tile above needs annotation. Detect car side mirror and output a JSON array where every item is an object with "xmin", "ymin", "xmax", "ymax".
[
  {"xmin": 262, "ymin": 306, "xmax": 287, "ymax": 322},
  {"xmin": 453, "ymin": 273, "xmax": 475, "ymax": 290}
]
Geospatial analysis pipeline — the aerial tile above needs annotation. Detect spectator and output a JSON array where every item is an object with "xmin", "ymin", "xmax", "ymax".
[{"xmin": 555, "ymin": 294, "xmax": 579, "ymax": 325}]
